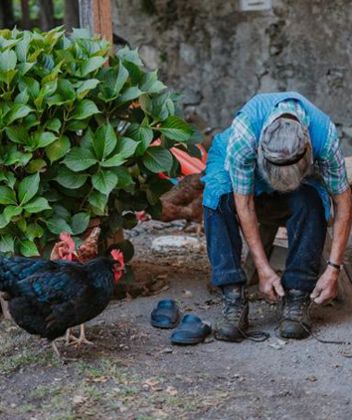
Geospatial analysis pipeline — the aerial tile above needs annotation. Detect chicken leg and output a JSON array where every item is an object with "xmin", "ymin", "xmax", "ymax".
[
  {"xmin": 0, "ymin": 294, "xmax": 12, "ymax": 320},
  {"xmin": 51, "ymin": 341, "xmax": 61, "ymax": 358},
  {"xmin": 66, "ymin": 324, "xmax": 94, "ymax": 346}
]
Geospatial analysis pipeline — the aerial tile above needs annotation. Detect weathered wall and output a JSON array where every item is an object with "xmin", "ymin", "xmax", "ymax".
[{"xmin": 112, "ymin": 0, "xmax": 352, "ymax": 152}]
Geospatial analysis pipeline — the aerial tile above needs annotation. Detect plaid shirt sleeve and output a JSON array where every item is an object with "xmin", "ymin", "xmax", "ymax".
[
  {"xmin": 318, "ymin": 122, "xmax": 349, "ymax": 195},
  {"xmin": 224, "ymin": 114, "xmax": 257, "ymax": 195}
]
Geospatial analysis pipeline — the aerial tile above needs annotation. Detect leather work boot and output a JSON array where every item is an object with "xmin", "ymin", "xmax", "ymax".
[
  {"xmin": 215, "ymin": 285, "xmax": 249, "ymax": 342},
  {"xmin": 279, "ymin": 289, "xmax": 311, "ymax": 339}
]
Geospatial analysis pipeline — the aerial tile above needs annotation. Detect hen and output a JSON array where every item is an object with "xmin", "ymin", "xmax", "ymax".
[
  {"xmin": 160, "ymin": 173, "xmax": 204, "ymax": 225},
  {"xmin": 0, "ymin": 249, "xmax": 124, "ymax": 356}
]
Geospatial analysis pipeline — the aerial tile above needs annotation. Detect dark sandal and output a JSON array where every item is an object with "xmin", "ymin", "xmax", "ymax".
[
  {"xmin": 171, "ymin": 314, "xmax": 212, "ymax": 345},
  {"xmin": 150, "ymin": 299, "xmax": 180, "ymax": 329}
]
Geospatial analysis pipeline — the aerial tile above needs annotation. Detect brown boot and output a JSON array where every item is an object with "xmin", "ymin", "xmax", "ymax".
[
  {"xmin": 279, "ymin": 289, "xmax": 311, "ymax": 339},
  {"xmin": 214, "ymin": 285, "xmax": 249, "ymax": 342}
]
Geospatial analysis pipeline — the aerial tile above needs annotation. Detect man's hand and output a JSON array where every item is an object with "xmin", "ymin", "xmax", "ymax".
[
  {"xmin": 258, "ymin": 267, "xmax": 285, "ymax": 303},
  {"xmin": 310, "ymin": 266, "xmax": 339, "ymax": 305}
]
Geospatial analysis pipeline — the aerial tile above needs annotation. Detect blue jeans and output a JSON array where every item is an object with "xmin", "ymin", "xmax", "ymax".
[{"xmin": 204, "ymin": 185, "xmax": 327, "ymax": 292}]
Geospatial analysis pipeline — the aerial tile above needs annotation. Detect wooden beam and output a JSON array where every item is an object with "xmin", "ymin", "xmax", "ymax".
[{"xmin": 78, "ymin": 0, "xmax": 112, "ymax": 43}]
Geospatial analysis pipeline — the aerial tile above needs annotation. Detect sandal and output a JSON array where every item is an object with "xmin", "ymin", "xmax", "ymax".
[{"xmin": 150, "ymin": 299, "xmax": 181, "ymax": 329}]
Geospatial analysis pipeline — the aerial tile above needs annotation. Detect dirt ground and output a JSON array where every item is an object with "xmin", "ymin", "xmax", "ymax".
[{"xmin": 1, "ymin": 220, "xmax": 352, "ymax": 420}]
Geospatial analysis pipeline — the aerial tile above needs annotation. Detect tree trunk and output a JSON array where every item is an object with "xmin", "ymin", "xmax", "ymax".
[
  {"xmin": 21, "ymin": 0, "xmax": 31, "ymax": 29},
  {"xmin": 78, "ymin": 0, "xmax": 112, "ymax": 42},
  {"xmin": 0, "ymin": 0, "xmax": 15, "ymax": 29},
  {"xmin": 39, "ymin": 0, "xmax": 55, "ymax": 31},
  {"xmin": 64, "ymin": 0, "xmax": 79, "ymax": 33}
]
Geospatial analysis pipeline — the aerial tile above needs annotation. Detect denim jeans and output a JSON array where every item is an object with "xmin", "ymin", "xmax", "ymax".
[{"xmin": 203, "ymin": 185, "xmax": 327, "ymax": 292}]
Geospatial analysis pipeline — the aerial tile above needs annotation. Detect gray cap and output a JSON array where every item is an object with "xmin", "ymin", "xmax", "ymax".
[{"xmin": 261, "ymin": 117, "xmax": 309, "ymax": 166}]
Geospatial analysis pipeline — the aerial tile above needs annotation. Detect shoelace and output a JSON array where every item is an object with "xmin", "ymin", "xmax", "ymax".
[
  {"xmin": 223, "ymin": 299, "xmax": 270, "ymax": 343},
  {"xmin": 237, "ymin": 327, "xmax": 270, "ymax": 342}
]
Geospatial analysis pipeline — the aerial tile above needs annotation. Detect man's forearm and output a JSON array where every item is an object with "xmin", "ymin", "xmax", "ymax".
[
  {"xmin": 234, "ymin": 193, "xmax": 271, "ymax": 273},
  {"xmin": 329, "ymin": 189, "xmax": 352, "ymax": 265}
]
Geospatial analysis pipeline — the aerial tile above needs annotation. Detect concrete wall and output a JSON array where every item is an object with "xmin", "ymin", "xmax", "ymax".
[{"xmin": 112, "ymin": 0, "xmax": 352, "ymax": 153}]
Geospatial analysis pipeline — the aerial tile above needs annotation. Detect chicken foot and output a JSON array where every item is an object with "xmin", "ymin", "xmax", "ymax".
[{"xmin": 66, "ymin": 324, "xmax": 94, "ymax": 346}]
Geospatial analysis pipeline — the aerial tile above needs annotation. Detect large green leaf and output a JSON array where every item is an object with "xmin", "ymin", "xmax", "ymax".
[
  {"xmin": 88, "ymin": 191, "xmax": 108, "ymax": 216},
  {"xmin": 47, "ymin": 217, "xmax": 73, "ymax": 235},
  {"xmin": 0, "ymin": 186, "xmax": 17, "ymax": 205},
  {"xmin": 32, "ymin": 131, "xmax": 57, "ymax": 149},
  {"xmin": 70, "ymin": 99, "xmax": 100, "ymax": 120},
  {"xmin": 140, "ymin": 70, "xmax": 166, "ymax": 94},
  {"xmin": 26, "ymin": 222, "xmax": 45, "ymax": 240},
  {"xmin": 126, "ymin": 124, "xmax": 154, "ymax": 155},
  {"xmin": 3, "ymin": 205, "xmax": 22, "ymax": 221},
  {"xmin": 0, "ymin": 50, "xmax": 17, "ymax": 72},
  {"xmin": 0, "ymin": 235, "xmax": 14, "ymax": 254},
  {"xmin": 80, "ymin": 56, "xmax": 107, "ymax": 77},
  {"xmin": 158, "ymin": 116, "xmax": 193, "ymax": 141},
  {"xmin": 16, "ymin": 34, "xmax": 31, "ymax": 62},
  {"xmin": 113, "ymin": 167, "xmax": 134, "ymax": 188},
  {"xmin": 26, "ymin": 159, "xmax": 47, "ymax": 173},
  {"xmin": 46, "ymin": 135, "xmax": 71, "ymax": 163},
  {"xmin": 23, "ymin": 197, "xmax": 51, "ymax": 213},
  {"xmin": 115, "ymin": 137, "xmax": 138, "ymax": 158},
  {"xmin": 54, "ymin": 167, "xmax": 88, "ymax": 189},
  {"xmin": 46, "ymin": 118, "xmax": 62, "ymax": 133},
  {"xmin": 63, "ymin": 147, "xmax": 97, "ymax": 171},
  {"xmin": 117, "ymin": 47, "xmax": 143, "ymax": 66},
  {"xmin": 4, "ymin": 149, "xmax": 32, "ymax": 166},
  {"xmin": 0, "ymin": 214, "xmax": 9, "ymax": 229},
  {"xmin": 18, "ymin": 173, "xmax": 40, "ymax": 205},
  {"xmin": 92, "ymin": 170, "xmax": 118, "ymax": 195},
  {"xmin": 6, "ymin": 104, "xmax": 32, "ymax": 124},
  {"xmin": 94, "ymin": 124, "xmax": 117, "ymax": 160},
  {"xmin": 71, "ymin": 212, "xmax": 90, "ymax": 235},
  {"xmin": 14, "ymin": 89, "xmax": 29, "ymax": 105},
  {"xmin": 0, "ymin": 171, "xmax": 16, "ymax": 188},
  {"xmin": 100, "ymin": 154, "xmax": 126, "ymax": 168},
  {"xmin": 113, "ymin": 63, "xmax": 129, "ymax": 95},
  {"xmin": 19, "ymin": 240, "xmax": 40, "ymax": 257},
  {"xmin": 117, "ymin": 86, "xmax": 142, "ymax": 104},
  {"xmin": 143, "ymin": 147, "xmax": 173, "ymax": 173},
  {"xmin": 76, "ymin": 78, "xmax": 100, "ymax": 99}
]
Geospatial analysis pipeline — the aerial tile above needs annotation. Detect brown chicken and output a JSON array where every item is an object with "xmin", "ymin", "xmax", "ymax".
[{"xmin": 160, "ymin": 173, "xmax": 204, "ymax": 232}]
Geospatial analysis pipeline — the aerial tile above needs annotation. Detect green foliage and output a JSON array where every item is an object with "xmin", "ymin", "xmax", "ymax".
[{"xmin": 0, "ymin": 27, "xmax": 193, "ymax": 256}]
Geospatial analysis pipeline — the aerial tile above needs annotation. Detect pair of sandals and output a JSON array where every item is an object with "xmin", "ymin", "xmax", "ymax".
[{"xmin": 150, "ymin": 299, "xmax": 212, "ymax": 345}]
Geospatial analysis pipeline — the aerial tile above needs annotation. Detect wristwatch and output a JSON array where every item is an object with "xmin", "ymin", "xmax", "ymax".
[{"xmin": 327, "ymin": 260, "xmax": 343, "ymax": 271}]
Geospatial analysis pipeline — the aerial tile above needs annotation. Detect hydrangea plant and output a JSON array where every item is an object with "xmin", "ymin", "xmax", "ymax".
[{"xmin": 0, "ymin": 27, "xmax": 193, "ymax": 257}]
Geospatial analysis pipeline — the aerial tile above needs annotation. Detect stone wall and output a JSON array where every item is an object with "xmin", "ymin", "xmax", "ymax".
[{"xmin": 112, "ymin": 0, "xmax": 352, "ymax": 153}]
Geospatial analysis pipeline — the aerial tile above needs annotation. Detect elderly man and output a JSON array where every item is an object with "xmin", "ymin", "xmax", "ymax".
[{"xmin": 202, "ymin": 91, "xmax": 351, "ymax": 341}]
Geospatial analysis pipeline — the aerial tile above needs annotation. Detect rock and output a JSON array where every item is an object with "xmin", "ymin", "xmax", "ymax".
[
  {"xmin": 342, "ymin": 126, "xmax": 352, "ymax": 138},
  {"xmin": 151, "ymin": 235, "xmax": 201, "ymax": 254}
]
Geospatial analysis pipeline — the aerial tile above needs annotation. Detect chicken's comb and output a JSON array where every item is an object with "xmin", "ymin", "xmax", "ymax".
[
  {"xmin": 59, "ymin": 232, "xmax": 75, "ymax": 252},
  {"xmin": 110, "ymin": 249, "xmax": 125, "ymax": 269}
]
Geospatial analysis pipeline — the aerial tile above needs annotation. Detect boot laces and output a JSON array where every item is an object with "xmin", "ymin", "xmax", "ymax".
[
  {"xmin": 283, "ymin": 291, "xmax": 309, "ymax": 321},
  {"xmin": 223, "ymin": 293, "xmax": 246, "ymax": 321}
]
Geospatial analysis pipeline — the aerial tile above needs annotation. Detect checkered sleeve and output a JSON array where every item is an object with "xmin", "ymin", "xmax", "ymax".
[
  {"xmin": 224, "ymin": 114, "xmax": 257, "ymax": 195},
  {"xmin": 318, "ymin": 122, "xmax": 349, "ymax": 195}
]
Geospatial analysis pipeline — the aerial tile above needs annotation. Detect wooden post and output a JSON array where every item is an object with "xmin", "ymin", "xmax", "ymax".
[{"xmin": 78, "ymin": 0, "xmax": 113, "ymax": 42}]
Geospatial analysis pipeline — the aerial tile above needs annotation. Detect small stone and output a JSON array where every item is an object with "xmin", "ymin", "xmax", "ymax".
[
  {"xmin": 182, "ymin": 289, "xmax": 193, "ymax": 298},
  {"xmin": 151, "ymin": 235, "xmax": 201, "ymax": 254}
]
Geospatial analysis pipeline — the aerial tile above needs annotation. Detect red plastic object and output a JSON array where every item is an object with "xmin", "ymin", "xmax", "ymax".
[
  {"xmin": 170, "ymin": 146, "xmax": 206, "ymax": 175},
  {"xmin": 152, "ymin": 139, "xmax": 207, "ymax": 177}
]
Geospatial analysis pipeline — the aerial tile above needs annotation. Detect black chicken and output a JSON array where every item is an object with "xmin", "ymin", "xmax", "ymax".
[{"xmin": 0, "ymin": 250, "xmax": 124, "ymax": 355}]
